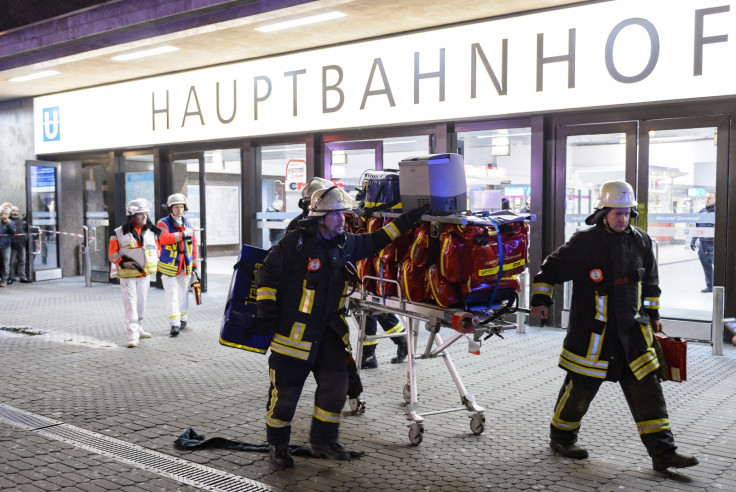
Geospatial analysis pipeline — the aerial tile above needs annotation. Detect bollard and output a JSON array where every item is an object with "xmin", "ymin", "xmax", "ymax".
[
  {"xmin": 712, "ymin": 286, "xmax": 724, "ymax": 356},
  {"xmin": 517, "ymin": 269, "xmax": 528, "ymax": 334},
  {"xmin": 83, "ymin": 226, "xmax": 92, "ymax": 287}
]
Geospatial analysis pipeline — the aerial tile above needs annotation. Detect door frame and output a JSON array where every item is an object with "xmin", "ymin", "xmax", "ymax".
[
  {"xmin": 169, "ymin": 151, "xmax": 208, "ymax": 293},
  {"xmin": 551, "ymin": 122, "xmax": 638, "ymax": 326}
]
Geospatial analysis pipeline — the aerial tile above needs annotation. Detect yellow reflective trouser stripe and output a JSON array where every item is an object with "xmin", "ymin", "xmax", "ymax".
[
  {"xmin": 266, "ymin": 368, "xmax": 289, "ymax": 428},
  {"xmin": 630, "ymin": 347, "xmax": 659, "ymax": 380},
  {"xmin": 383, "ymin": 222, "xmax": 401, "ymax": 241},
  {"xmin": 168, "ymin": 314, "xmax": 181, "ymax": 321},
  {"xmin": 299, "ymin": 280, "xmax": 315, "ymax": 313},
  {"xmin": 531, "ymin": 282, "xmax": 553, "ymax": 299},
  {"xmin": 363, "ymin": 339, "xmax": 378, "ymax": 346},
  {"xmin": 384, "ymin": 323, "xmax": 404, "ymax": 335},
  {"xmin": 637, "ymin": 418, "xmax": 670, "ymax": 435},
  {"xmin": 313, "ymin": 405, "xmax": 341, "ymax": 424},
  {"xmin": 551, "ymin": 380, "xmax": 582, "ymax": 431},
  {"xmin": 257, "ymin": 287, "xmax": 276, "ymax": 302},
  {"xmin": 594, "ymin": 294, "xmax": 607, "ymax": 322}
]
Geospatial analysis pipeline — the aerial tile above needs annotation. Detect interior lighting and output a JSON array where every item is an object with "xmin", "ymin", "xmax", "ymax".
[
  {"xmin": 112, "ymin": 46, "xmax": 179, "ymax": 61},
  {"xmin": 9, "ymin": 70, "xmax": 60, "ymax": 82},
  {"xmin": 255, "ymin": 11, "xmax": 347, "ymax": 32}
]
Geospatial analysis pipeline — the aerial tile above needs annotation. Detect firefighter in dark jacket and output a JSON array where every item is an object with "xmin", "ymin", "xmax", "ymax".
[
  {"xmin": 255, "ymin": 185, "xmax": 426, "ymax": 467},
  {"xmin": 530, "ymin": 180, "xmax": 698, "ymax": 472}
]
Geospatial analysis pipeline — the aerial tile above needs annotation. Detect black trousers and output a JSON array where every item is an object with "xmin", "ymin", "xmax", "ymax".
[
  {"xmin": 550, "ymin": 370, "xmax": 676, "ymax": 457},
  {"xmin": 266, "ymin": 327, "xmax": 348, "ymax": 446}
]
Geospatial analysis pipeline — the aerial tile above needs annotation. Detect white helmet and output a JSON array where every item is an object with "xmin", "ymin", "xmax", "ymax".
[
  {"xmin": 126, "ymin": 198, "xmax": 151, "ymax": 216},
  {"xmin": 594, "ymin": 181, "xmax": 637, "ymax": 209},
  {"xmin": 167, "ymin": 193, "xmax": 188, "ymax": 210},
  {"xmin": 309, "ymin": 186, "xmax": 357, "ymax": 216},
  {"xmin": 585, "ymin": 180, "xmax": 638, "ymax": 225},
  {"xmin": 301, "ymin": 177, "xmax": 333, "ymax": 200}
]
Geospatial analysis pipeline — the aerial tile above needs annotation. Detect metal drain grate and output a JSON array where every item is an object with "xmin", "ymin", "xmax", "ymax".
[{"xmin": 0, "ymin": 404, "xmax": 279, "ymax": 492}]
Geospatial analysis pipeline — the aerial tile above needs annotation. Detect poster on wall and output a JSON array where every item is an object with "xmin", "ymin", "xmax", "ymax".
[{"xmin": 205, "ymin": 185, "xmax": 240, "ymax": 245}]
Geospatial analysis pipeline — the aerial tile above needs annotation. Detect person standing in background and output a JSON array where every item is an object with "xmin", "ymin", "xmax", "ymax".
[
  {"xmin": 0, "ymin": 205, "xmax": 16, "ymax": 287},
  {"xmin": 690, "ymin": 192, "xmax": 715, "ymax": 293},
  {"xmin": 157, "ymin": 193, "xmax": 196, "ymax": 337},
  {"xmin": 10, "ymin": 205, "xmax": 30, "ymax": 283}
]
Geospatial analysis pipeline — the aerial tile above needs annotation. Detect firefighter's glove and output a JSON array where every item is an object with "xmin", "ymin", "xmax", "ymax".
[
  {"xmin": 404, "ymin": 204, "xmax": 431, "ymax": 226},
  {"xmin": 183, "ymin": 228, "xmax": 194, "ymax": 238},
  {"xmin": 121, "ymin": 260, "xmax": 144, "ymax": 273},
  {"xmin": 253, "ymin": 317, "xmax": 277, "ymax": 337},
  {"xmin": 346, "ymin": 355, "xmax": 363, "ymax": 399}
]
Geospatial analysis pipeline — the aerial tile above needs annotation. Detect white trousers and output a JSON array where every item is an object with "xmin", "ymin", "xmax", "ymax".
[
  {"xmin": 162, "ymin": 273, "xmax": 190, "ymax": 327},
  {"xmin": 120, "ymin": 276, "xmax": 150, "ymax": 341}
]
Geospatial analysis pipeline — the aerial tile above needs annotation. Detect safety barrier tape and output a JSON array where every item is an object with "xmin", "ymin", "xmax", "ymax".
[{"xmin": 0, "ymin": 231, "xmax": 95, "ymax": 242}]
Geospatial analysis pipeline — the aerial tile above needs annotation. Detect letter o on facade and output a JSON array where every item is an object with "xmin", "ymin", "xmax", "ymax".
[{"xmin": 605, "ymin": 18, "xmax": 660, "ymax": 84}]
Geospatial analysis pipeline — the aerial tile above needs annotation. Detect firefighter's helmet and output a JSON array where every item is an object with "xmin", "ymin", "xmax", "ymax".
[
  {"xmin": 309, "ymin": 186, "xmax": 357, "ymax": 216},
  {"xmin": 585, "ymin": 180, "xmax": 638, "ymax": 225},
  {"xmin": 167, "ymin": 193, "xmax": 188, "ymax": 211},
  {"xmin": 301, "ymin": 177, "xmax": 333, "ymax": 200},
  {"xmin": 594, "ymin": 180, "xmax": 637, "ymax": 209},
  {"xmin": 126, "ymin": 198, "xmax": 151, "ymax": 216}
]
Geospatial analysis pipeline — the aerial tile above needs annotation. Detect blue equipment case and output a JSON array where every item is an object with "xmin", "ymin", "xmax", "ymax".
[{"xmin": 219, "ymin": 244, "xmax": 273, "ymax": 353}]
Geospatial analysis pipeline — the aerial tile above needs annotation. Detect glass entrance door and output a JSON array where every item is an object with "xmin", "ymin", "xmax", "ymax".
[
  {"xmin": 82, "ymin": 163, "xmax": 111, "ymax": 283},
  {"xmin": 555, "ymin": 123, "xmax": 637, "ymax": 314},
  {"xmin": 640, "ymin": 117, "xmax": 728, "ymax": 328},
  {"xmin": 171, "ymin": 153, "xmax": 207, "ymax": 291},
  {"xmin": 26, "ymin": 160, "xmax": 62, "ymax": 281}
]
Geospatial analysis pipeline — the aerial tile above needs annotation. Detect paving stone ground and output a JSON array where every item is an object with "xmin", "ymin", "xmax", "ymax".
[{"xmin": 1, "ymin": 275, "xmax": 735, "ymax": 491}]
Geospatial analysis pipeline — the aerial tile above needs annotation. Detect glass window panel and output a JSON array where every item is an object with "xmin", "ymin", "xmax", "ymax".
[
  {"xmin": 457, "ymin": 128, "xmax": 531, "ymax": 213},
  {"xmin": 261, "ymin": 144, "xmax": 307, "ymax": 249}
]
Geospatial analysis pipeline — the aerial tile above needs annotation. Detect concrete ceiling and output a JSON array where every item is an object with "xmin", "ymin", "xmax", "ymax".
[{"xmin": 0, "ymin": 0, "xmax": 585, "ymax": 103}]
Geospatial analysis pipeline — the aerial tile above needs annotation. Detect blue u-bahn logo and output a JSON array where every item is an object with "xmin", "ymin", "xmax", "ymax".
[{"xmin": 42, "ymin": 107, "xmax": 61, "ymax": 142}]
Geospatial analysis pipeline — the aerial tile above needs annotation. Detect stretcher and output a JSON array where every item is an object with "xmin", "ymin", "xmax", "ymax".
[{"xmin": 345, "ymin": 211, "xmax": 532, "ymax": 445}]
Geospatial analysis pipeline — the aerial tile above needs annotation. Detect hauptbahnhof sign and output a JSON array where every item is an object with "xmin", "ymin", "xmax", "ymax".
[{"xmin": 34, "ymin": 0, "xmax": 733, "ymax": 154}]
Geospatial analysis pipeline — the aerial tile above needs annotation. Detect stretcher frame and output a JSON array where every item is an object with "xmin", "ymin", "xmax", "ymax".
[{"xmin": 346, "ymin": 277, "xmax": 521, "ymax": 445}]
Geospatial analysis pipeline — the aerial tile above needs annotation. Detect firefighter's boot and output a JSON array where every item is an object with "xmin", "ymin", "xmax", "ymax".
[
  {"xmin": 310, "ymin": 442, "xmax": 350, "ymax": 460},
  {"xmin": 361, "ymin": 345, "xmax": 378, "ymax": 369},
  {"xmin": 269, "ymin": 445, "xmax": 294, "ymax": 468},
  {"xmin": 170, "ymin": 325, "xmax": 181, "ymax": 337},
  {"xmin": 391, "ymin": 336, "xmax": 408, "ymax": 364},
  {"xmin": 652, "ymin": 449, "xmax": 698, "ymax": 471},
  {"xmin": 550, "ymin": 440, "xmax": 589, "ymax": 459}
]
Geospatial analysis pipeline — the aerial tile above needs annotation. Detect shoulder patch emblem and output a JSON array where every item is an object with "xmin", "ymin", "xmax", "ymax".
[
  {"xmin": 308, "ymin": 258, "xmax": 321, "ymax": 271},
  {"xmin": 589, "ymin": 269, "xmax": 603, "ymax": 282}
]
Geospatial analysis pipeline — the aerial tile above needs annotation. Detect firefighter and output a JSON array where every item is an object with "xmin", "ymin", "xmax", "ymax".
[
  {"xmin": 285, "ymin": 177, "xmax": 333, "ymax": 231},
  {"xmin": 157, "ymin": 193, "xmax": 196, "ymax": 337},
  {"xmin": 529, "ymin": 180, "xmax": 698, "ymax": 472},
  {"xmin": 255, "ymin": 186, "xmax": 426, "ymax": 467},
  {"xmin": 109, "ymin": 199, "xmax": 167, "ymax": 348}
]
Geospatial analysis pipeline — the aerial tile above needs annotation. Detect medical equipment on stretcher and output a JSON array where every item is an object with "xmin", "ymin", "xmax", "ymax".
[{"xmin": 345, "ymin": 210, "xmax": 532, "ymax": 445}]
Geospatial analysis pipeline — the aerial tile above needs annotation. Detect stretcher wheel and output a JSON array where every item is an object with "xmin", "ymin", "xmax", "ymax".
[
  {"xmin": 470, "ymin": 413, "xmax": 485, "ymax": 435},
  {"xmin": 349, "ymin": 398, "xmax": 366, "ymax": 414},
  {"xmin": 403, "ymin": 382, "xmax": 411, "ymax": 403},
  {"xmin": 408, "ymin": 423, "xmax": 424, "ymax": 445}
]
